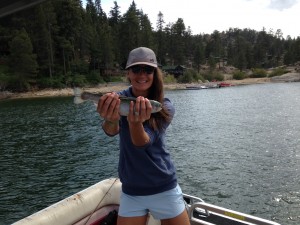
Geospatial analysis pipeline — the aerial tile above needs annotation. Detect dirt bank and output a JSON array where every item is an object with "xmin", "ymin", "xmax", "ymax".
[{"xmin": 0, "ymin": 76, "xmax": 297, "ymax": 100}]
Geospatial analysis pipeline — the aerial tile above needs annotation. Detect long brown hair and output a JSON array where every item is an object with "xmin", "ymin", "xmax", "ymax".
[{"xmin": 147, "ymin": 68, "xmax": 172, "ymax": 130}]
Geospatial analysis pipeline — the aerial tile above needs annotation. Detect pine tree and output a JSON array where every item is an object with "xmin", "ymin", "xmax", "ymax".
[
  {"xmin": 172, "ymin": 18, "xmax": 186, "ymax": 65},
  {"xmin": 108, "ymin": 1, "xmax": 121, "ymax": 64},
  {"xmin": 9, "ymin": 28, "xmax": 38, "ymax": 91},
  {"xmin": 139, "ymin": 12, "xmax": 154, "ymax": 48},
  {"xmin": 193, "ymin": 40, "xmax": 205, "ymax": 72},
  {"xmin": 155, "ymin": 11, "xmax": 165, "ymax": 64},
  {"xmin": 119, "ymin": 1, "xmax": 140, "ymax": 65}
]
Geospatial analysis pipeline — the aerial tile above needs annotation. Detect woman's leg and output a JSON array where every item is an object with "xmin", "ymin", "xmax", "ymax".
[
  {"xmin": 117, "ymin": 215, "xmax": 148, "ymax": 225},
  {"xmin": 161, "ymin": 210, "xmax": 190, "ymax": 225}
]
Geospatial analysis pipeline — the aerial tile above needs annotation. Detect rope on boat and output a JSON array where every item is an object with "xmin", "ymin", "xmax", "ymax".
[{"xmin": 84, "ymin": 178, "xmax": 119, "ymax": 225}]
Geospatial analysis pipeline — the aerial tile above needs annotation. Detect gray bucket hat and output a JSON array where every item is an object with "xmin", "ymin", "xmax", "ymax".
[{"xmin": 126, "ymin": 47, "xmax": 157, "ymax": 69}]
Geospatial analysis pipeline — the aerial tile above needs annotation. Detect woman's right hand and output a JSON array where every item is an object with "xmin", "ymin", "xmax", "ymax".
[{"xmin": 97, "ymin": 92, "xmax": 120, "ymax": 123}]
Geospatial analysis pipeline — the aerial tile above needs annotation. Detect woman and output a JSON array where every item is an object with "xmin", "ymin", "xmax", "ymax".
[{"xmin": 97, "ymin": 47, "xmax": 190, "ymax": 225}]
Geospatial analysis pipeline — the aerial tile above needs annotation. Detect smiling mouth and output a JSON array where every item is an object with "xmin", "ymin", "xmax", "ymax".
[{"xmin": 137, "ymin": 80, "xmax": 147, "ymax": 83}]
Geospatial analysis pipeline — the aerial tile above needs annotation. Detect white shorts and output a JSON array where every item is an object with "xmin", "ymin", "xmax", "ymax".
[{"xmin": 118, "ymin": 184, "xmax": 186, "ymax": 220}]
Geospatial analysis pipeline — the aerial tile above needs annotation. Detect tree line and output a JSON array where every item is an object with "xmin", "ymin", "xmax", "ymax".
[{"xmin": 0, "ymin": 0, "xmax": 299, "ymax": 91}]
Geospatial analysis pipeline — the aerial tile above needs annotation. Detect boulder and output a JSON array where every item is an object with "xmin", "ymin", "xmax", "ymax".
[{"xmin": 271, "ymin": 72, "xmax": 300, "ymax": 82}]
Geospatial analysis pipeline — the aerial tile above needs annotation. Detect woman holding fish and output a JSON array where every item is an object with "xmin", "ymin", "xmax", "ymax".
[{"xmin": 97, "ymin": 47, "xmax": 190, "ymax": 225}]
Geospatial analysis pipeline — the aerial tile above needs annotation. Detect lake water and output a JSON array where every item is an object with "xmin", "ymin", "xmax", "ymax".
[{"xmin": 0, "ymin": 82, "xmax": 299, "ymax": 225}]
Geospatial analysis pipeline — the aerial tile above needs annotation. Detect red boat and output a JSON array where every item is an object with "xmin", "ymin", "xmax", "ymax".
[{"xmin": 219, "ymin": 82, "xmax": 233, "ymax": 87}]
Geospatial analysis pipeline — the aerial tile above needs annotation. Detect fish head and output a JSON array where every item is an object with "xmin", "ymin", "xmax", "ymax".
[{"xmin": 151, "ymin": 101, "xmax": 162, "ymax": 113}]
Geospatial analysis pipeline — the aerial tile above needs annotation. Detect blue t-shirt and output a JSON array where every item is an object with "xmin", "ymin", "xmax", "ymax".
[{"xmin": 117, "ymin": 87, "xmax": 177, "ymax": 195}]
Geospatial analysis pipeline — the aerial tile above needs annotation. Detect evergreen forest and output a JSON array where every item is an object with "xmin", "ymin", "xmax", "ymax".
[{"xmin": 0, "ymin": 0, "xmax": 300, "ymax": 92}]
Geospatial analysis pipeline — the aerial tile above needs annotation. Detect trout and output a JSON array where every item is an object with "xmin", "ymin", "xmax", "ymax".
[{"xmin": 73, "ymin": 88, "xmax": 162, "ymax": 116}]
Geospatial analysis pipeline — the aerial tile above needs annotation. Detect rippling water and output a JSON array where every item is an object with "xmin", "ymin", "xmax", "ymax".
[{"xmin": 0, "ymin": 83, "xmax": 299, "ymax": 225}]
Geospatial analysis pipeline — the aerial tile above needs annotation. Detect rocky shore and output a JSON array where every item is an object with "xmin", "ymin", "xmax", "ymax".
[{"xmin": 1, "ymin": 73, "xmax": 299, "ymax": 100}]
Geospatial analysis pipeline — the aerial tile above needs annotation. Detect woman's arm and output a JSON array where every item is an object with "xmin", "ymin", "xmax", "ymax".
[
  {"xmin": 97, "ymin": 92, "xmax": 120, "ymax": 136},
  {"xmin": 127, "ymin": 97, "xmax": 152, "ymax": 146}
]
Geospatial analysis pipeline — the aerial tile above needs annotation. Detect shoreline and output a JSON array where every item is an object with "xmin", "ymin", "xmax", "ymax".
[{"xmin": 0, "ymin": 77, "xmax": 292, "ymax": 100}]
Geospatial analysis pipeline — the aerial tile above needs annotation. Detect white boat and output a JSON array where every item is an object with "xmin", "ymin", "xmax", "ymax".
[
  {"xmin": 13, "ymin": 178, "xmax": 281, "ymax": 225},
  {"xmin": 186, "ymin": 86, "xmax": 209, "ymax": 90}
]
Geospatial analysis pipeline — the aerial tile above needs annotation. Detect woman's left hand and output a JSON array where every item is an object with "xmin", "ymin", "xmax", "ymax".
[{"xmin": 127, "ymin": 96, "xmax": 152, "ymax": 124}]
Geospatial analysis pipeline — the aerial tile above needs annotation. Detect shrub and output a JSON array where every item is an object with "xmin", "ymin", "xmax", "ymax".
[
  {"xmin": 193, "ymin": 73, "xmax": 205, "ymax": 82},
  {"xmin": 268, "ymin": 67, "xmax": 288, "ymax": 77},
  {"xmin": 0, "ymin": 72, "xmax": 10, "ymax": 91},
  {"xmin": 0, "ymin": 64, "xmax": 10, "ymax": 74},
  {"xmin": 233, "ymin": 71, "xmax": 246, "ymax": 80},
  {"xmin": 202, "ymin": 71, "xmax": 224, "ymax": 81},
  {"xmin": 72, "ymin": 74, "xmax": 87, "ymax": 87},
  {"xmin": 250, "ymin": 68, "xmax": 267, "ymax": 78},
  {"xmin": 86, "ymin": 71, "xmax": 105, "ymax": 85},
  {"xmin": 70, "ymin": 60, "xmax": 89, "ymax": 75},
  {"xmin": 163, "ymin": 73, "xmax": 177, "ymax": 84},
  {"xmin": 51, "ymin": 78, "xmax": 65, "ymax": 88},
  {"xmin": 202, "ymin": 71, "xmax": 213, "ymax": 81},
  {"xmin": 177, "ymin": 69, "xmax": 195, "ymax": 83},
  {"xmin": 177, "ymin": 73, "xmax": 192, "ymax": 83},
  {"xmin": 213, "ymin": 73, "xmax": 224, "ymax": 81},
  {"xmin": 177, "ymin": 69, "xmax": 206, "ymax": 83},
  {"xmin": 6, "ymin": 75, "xmax": 30, "ymax": 92},
  {"xmin": 108, "ymin": 76, "xmax": 124, "ymax": 82},
  {"xmin": 37, "ymin": 76, "xmax": 65, "ymax": 89},
  {"xmin": 37, "ymin": 77, "xmax": 52, "ymax": 88}
]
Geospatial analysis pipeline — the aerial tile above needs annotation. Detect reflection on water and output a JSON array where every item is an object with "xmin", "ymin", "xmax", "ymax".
[{"xmin": 0, "ymin": 83, "xmax": 299, "ymax": 225}]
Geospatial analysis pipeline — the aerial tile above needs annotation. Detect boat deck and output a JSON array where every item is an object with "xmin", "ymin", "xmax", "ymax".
[{"xmin": 12, "ymin": 178, "xmax": 281, "ymax": 225}]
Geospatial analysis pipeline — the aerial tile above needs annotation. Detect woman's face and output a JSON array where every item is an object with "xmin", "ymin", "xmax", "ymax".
[{"xmin": 127, "ymin": 64, "xmax": 155, "ymax": 96}]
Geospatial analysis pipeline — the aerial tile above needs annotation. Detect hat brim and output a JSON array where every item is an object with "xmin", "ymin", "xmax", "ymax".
[{"xmin": 126, "ymin": 62, "xmax": 157, "ymax": 69}]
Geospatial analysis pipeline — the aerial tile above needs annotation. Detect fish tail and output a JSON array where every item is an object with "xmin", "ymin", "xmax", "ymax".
[{"xmin": 73, "ymin": 87, "xmax": 85, "ymax": 104}]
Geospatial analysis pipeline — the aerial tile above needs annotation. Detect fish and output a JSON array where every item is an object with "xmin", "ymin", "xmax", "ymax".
[{"xmin": 73, "ymin": 88, "xmax": 162, "ymax": 116}]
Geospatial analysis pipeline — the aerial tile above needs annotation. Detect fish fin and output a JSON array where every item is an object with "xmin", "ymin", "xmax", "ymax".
[
  {"xmin": 73, "ymin": 87, "xmax": 84, "ymax": 104},
  {"xmin": 73, "ymin": 87, "xmax": 82, "ymax": 96},
  {"xmin": 74, "ymin": 96, "xmax": 85, "ymax": 104}
]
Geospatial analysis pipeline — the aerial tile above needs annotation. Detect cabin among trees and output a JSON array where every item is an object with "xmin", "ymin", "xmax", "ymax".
[{"xmin": 162, "ymin": 65, "xmax": 186, "ymax": 78}]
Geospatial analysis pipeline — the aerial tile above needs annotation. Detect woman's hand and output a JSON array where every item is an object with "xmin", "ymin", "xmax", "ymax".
[
  {"xmin": 127, "ymin": 96, "xmax": 152, "ymax": 146},
  {"xmin": 127, "ymin": 96, "xmax": 152, "ymax": 124},
  {"xmin": 97, "ymin": 92, "xmax": 120, "ymax": 123}
]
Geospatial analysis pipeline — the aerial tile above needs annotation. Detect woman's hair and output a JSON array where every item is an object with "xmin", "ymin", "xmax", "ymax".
[{"xmin": 147, "ymin": 67, "xmax": 172, "ymax": 130}]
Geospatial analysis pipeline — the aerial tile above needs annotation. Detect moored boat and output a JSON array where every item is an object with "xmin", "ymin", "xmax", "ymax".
[
  {"xmin": 13, "ymin": 178, "xmax": 281, "ymax": 225},
  {"xmin": 219, "ymin": 82, "xmax": 233, "ymax": 87},
  {"xmin": 186, "ymin": 86, "xmax": 208, "ymax": 90}
]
